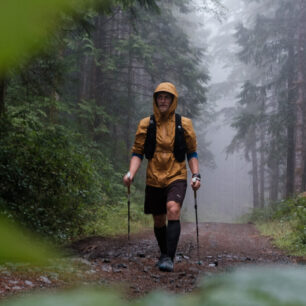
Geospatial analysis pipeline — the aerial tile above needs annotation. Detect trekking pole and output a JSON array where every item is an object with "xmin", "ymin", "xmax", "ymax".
[
  {"xmin": 192, "ymin": 179, "xmax": 201, "ymax": 264},
  {"xmin": 127, "ymin": 185, "xmax": 131, "ymax": 241},
  {"xmin": 194, "ymin": 190, "xmax": 199, "ymax": 259}
]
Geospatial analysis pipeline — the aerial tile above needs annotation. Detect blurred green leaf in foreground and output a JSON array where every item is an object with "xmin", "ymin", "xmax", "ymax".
[
  {"xmin": 0, "ymin": 0, "xmax": 113, "ymax": 75},
  {"xmin": 2, "ymin": 266, "xmax": 306, "ymax": 306},
  {"xmin": 192, "ymin": 266, "xmax": 306, "ymax": 306},
  {"xmin": 0, "ymin": 0, "xmax": 67, "ymax": 74},
  {"xmin": 0, "ymin": 218, "xmax": 58, "ymax": 265}
]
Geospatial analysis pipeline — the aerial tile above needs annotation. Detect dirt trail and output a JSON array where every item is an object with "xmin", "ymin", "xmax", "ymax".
[
  {"xmin": 71, "ymin": 222, "xmax": 298, "ymax": 297},
  {"xmin": 0, "ymin": 222, "xmax": 300, "ymax": 300}
]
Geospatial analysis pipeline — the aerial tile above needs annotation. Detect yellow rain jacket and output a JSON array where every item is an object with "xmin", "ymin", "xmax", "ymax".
[{"xmin": 132, "ymin": 82, "xmax": 197, "ymax": 188}]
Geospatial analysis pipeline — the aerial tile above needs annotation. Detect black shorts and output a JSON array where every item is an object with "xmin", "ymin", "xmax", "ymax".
[{"xmin": 144, "ymin": 180, "xmax": 187, "ymax": 215}]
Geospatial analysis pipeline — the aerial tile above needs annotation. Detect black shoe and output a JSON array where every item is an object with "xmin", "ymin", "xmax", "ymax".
[
  {"xmin": 156, "ymin": 254, "xmax": 168, "ymax": 268},
  {"xmin": 159, "ymin": 256, "xmax": 174, "ymax": 272}
]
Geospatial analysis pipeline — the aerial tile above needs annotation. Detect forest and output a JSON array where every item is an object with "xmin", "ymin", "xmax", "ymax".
[
  {"xmin": 0, "ymin": 0, "xmax": 305, "ymax": 304},
  {"xmin": 227, "ymin": 0, "xmax": 306, "ymax": 204},
  {"xmin": 221, "ymin": 0, "xmax": 306, "ymax": 252},
  {"xmin": 0, "ymin": 0, "xmax": 209, "ymax": 241}
]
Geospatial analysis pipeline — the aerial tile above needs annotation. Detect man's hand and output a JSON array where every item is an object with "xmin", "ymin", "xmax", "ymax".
[
  {"xmin": 123, "ymin": 156, "xmax": 142, "ymax": 187},
  {"xmin": 191, "ymin": 176, "xmax": 201, "ymax": 191},
  {"xmin": 188, "ymin": 157, "xmax": 201, "ymax": 191},
  {"xmin": 123, "ymin": 171, "xmax": 133, "ymax": 187}
]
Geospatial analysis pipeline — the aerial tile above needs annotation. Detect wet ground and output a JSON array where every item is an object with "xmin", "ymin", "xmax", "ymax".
[
  {"xmin": 71, "ymin": 222, "xmax": 299, "ymax": 297},
  {"xmin": 0, "ymin": 222, "xmax": 302, "ymax": 299}
]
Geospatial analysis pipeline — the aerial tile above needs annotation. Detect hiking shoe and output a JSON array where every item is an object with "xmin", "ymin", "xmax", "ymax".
[
  {"xmin": 159, "ymin": 256, "xmax": 174, "ymax": 272},
  {"xmin": 156, "ymin": 254, "xmax": 168, "ymax": 268}
]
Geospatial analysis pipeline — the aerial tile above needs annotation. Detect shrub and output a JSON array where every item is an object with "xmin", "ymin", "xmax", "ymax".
[
  {"xmin": 0, "ymin": 112, "xmax": 105, "ymax": 241},
  {"xmin": 277, "ymin": 196, "xmax": 306, "ymax": 247},
  {"xmin": 249, "ymin": 196, "xmax": 306, "ymax": 253}
]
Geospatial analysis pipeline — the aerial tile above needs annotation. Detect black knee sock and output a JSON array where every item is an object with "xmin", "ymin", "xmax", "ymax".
[
  {"xmin": 154, "ymin": 225, "xmax": 167, "ymax": 255},
  {"xmin": 167, "ymin": 220, "xmax": 181, "ymax": 261}
]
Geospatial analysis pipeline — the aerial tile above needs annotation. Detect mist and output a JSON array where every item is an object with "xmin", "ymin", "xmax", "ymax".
[
  {"xmin": 181, "ymin": 0, "xmax": 306, "ymax": 223},
  {"xmin": 182, "ymin": 0, "xmax": 254, "ymax": 222},
  {"xmin": 2, "ymin": 0, "xmax": 306, "ymax": 241}
]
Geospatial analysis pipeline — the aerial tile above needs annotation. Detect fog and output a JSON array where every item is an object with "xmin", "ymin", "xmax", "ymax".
[
  {"xmin": 182, "ymin": 0, "xmax": 254, "ymax": 222},
  {"xmin": 3, "ymin": 0, "xmax": 304, "ymax": 240},
  {"xmin": 183, "ymin": 117, "xmax": 253, "ymax": 223}
]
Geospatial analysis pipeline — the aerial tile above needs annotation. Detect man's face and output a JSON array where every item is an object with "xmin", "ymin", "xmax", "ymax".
[{"xmin": 156, "ymin": 92, "xmax": 173, "ymax": 114}]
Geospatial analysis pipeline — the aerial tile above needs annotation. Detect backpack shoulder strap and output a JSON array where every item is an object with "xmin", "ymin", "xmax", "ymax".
[
  {"xmin": 150, "ymin": 114, "xmax": 155, "ymax": 124},
  {"xmin": 174, "ymin": 113, "xmax": 187, "ymax": 162},
  {"xmin": 175, "ymin": 113, "xmax": 182, "ymax": 128},
  {"xmin": 144, "ymin": 114, "xmax": 156, "ymax": 159}
]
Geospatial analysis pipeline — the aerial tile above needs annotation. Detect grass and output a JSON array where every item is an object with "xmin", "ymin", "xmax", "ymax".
[
  {"xmin": 84, "ymin": 201, "xmax": 153, "ymax": 238},
  {"xmin": 256, "ymin": 220, "xmax": 306, "ymax": 257}
]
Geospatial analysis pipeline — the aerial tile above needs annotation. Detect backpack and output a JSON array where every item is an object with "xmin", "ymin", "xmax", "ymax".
[{"xmin": 144, "ymin": 113, "xmax": 187, "ymax": 162}]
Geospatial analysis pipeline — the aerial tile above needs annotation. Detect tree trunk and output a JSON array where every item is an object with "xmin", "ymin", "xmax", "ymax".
[
  {"xmin": 49, "ymin": 90, "xmax": 60, "ymax": 124},
  {"xmin": 294, "ymin": 0, "xmax": 306, "ymax": 194},
  {"xmin": 259, "ymin": 90, "xmax": 266, "ymax": 207},
  {"xmin": 269, "ymin": 156, "xmax": 279, "ymax": 202},
  {"xmin": 80, "ymin": 54, "xmax": 89, "ymax": 101},
  {"xmin": 302, "ymin": 4, "xmax": 306, "ymax": 191},
  {"xmin": 250, "ymin": 130, "xmax": 259, "ymax": 208},
  {"xmin": 259, "ymin": 129, "xmax": 265, "ymax": 207},
  {"xmin": 286, "ymin": 44, "xmax": 295, "ymax": 198},
  {"xmin": 126, "ymin": 20, "xmax": 133, "ymax": 164}
]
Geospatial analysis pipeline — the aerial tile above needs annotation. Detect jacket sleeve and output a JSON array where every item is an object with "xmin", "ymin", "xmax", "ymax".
[
  {"xmin": 182, "ymin": 117, "xmax": 197, "ymax": 156},
  {"xmin": 131, "ymin": 117, "xmax": 150, "ymax": 157}
]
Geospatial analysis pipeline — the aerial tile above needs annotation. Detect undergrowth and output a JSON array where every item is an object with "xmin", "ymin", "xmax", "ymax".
[
  {"xmin": 83, "ymin": 201, "xmax": 152, "ymax": 237},
  {"xmin": 257, "ymin": 221, "xmax": 305, "ymax": 256},
  {"xmin": 0, "ymin": 106, "xmax": 151, "ymax": 242},
  {"xmin": 83, "ymin": 186, "xmax": 152, "ymax": 237},
  {"xmin": 246, "ymin": 196, "xmax": 306, "ymax": 256}
]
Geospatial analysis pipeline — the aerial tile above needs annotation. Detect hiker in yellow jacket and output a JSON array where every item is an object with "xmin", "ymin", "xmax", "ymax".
[{"xmin": 123, "ymin": 82, "xmax": 201, "ymax": 272}]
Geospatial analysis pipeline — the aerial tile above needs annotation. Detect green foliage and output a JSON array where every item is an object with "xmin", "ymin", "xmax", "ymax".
[
  {"xmin": 0, "ymin": 100, "xmax": 148, "ymax": 241},
  {"xmin": 75, "ymin": 99, "xmax": 111, "ymax": 138},
  {"xmin": 0, "ymin": 105, "xmax": 106, "ymax": 241},
  {"xmin": 248, "ymin": 196, "xmax": 306, "ymax": 254},
  {"xmin": 84, "ymin": 200, "xmax": 152, "ymax": 237},
  {"xmin": 0, "ymin": 217, "xmax": 58, "ymax": 265},
  {"xmin": 0, "ymin": 0, "xmax": 159, "ymax": 74},
  {"xmin": 0, "ymin": 0, "xmax": 209, "ymax": 243},
  {"xmin": 2, "ymin": 289, "xmax": 124, "ymax": 306},
  {"xmin": 227, "ymin": 81, "xmax": 263, "ymax": 159},
  {"xmin": 134, "ymin": 3, "xmax": 208, "ymax": 117},
  {"xmin": 192, "ymin": 266, "xmax": 306, "ymax": 306},
  {"xmin": 231, "ymin": 0, "xmax": 305, "ymax": 202},
  {"xmin": 0, "ymin": 0, "xmax": 88, "ymax": 74},
  {"xmin": 257, "ymin": 221, "xmax": 305, "ymax": 256},
  {"xmin": 120, "ymin": 0, "xmax": 159, "ymax": 11},
  {"xmin": 273, "ymin": 197, "xmax": 306, "ymax": 248},
  {"xmin": 2, "ymin": 266, "xmax": 306, "ymax": 305},
  {"xmin": 91, "ymin": 1, "xmax": 208, "ymax": 120}
]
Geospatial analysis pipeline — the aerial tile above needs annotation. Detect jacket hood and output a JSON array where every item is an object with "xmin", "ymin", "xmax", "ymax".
[{"xmin": 153, "ymin": 82, "xmax": 178, "ymax": 121}]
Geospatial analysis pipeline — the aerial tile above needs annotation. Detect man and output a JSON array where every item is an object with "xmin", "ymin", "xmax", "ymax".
[{"xmin": 123, "ymin": 82, "xmax": 201, "ymax": 272}]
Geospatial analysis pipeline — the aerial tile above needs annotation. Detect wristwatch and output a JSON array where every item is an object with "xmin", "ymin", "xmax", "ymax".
[{"xmin": 192, "ymin": 173, "xmax": 201, "ymax": 182}]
